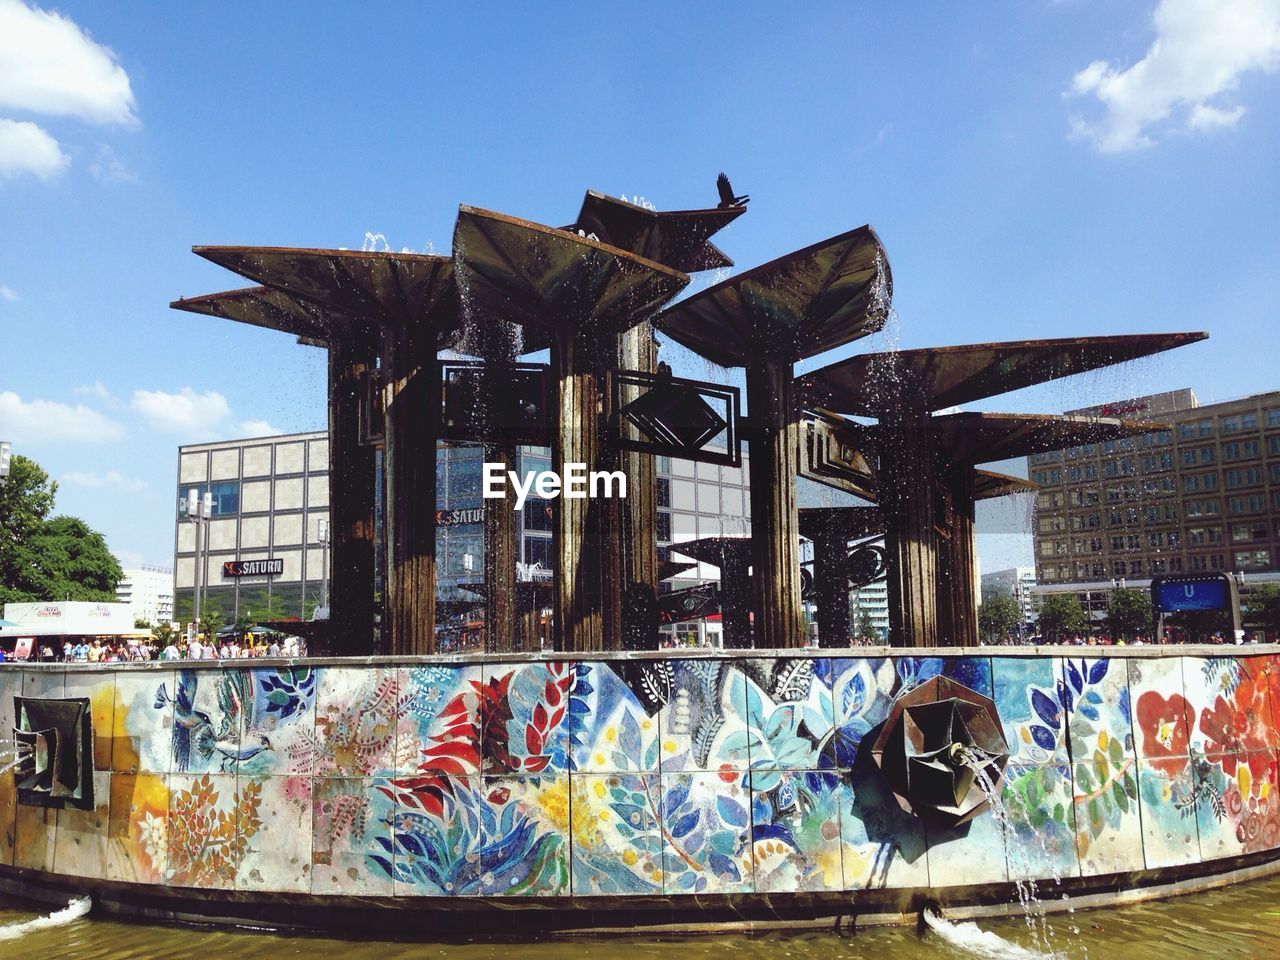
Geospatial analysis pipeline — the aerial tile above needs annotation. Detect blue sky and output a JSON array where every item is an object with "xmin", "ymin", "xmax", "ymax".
[{"xmin": 1, "ymin": 0, "xmax": 1278, "ymax": 573}]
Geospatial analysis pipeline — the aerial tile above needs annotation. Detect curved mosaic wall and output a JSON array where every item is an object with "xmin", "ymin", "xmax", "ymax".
[{"xmin": 2, "ymin": 651, "xmax": 1280, "ymax": 904}]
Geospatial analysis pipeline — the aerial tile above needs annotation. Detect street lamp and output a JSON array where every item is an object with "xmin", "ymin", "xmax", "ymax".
[{"xmin": 185, "ymin": 488, "xmax": 213, "ymax": 639}]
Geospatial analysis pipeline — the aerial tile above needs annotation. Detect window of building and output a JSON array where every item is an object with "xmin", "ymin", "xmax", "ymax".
[
  {"xmin": 1110, "ymin": 535, "xmax": 1124, "ymax": 551},
  {"xmin": 1225, "ymin": 466, "xmax": 1263, "ymax": 488},
  {"xmin": 1183, "ymin": 473, "xmax": 1218, "ymax": 492},
  {"xmin": 656, "ymin": 511, "xmax": 672, "ymax": 542},
  {"xmin": 1227, "ymin": 494, "xmax": 1266, "ymax": 515},
  {"xmin": 523, "ymin": 535, "xmax": 551, "ymax": 570},
  {"xmin": 1169, "ymin": 557, "xmax": 1184, "ymax": 572},
  {"xmin": 1221, "ymin": 413, "xmax": 1257, "ymax": 434},
  {"xmin": 1186, "ymin": 499, "xmax": 1221, "ymax": 517},
  {"xmin": 1180, "ymin": 419, "xmax": 1214, "ymax": 440},
  {"xmin": 1111, "ymin": 560, "xmax": 1126, "ymax": 576},
  {"xmin": 1230, "ymin": 522, "xmax": 1267, "ymax": 542},
  {"xmin": 1126, "ymin": 534, "xmax": 1141, "ymax": 549},
  {"xmin": 1266, "ymin": 409, "xmax": 1280, "ymax": 428},
  {"xmin": 522, "ymin": 497, "xmax": 552, "ymax": 532},
  {"xmin": 1128, "ymin": 560, "xmax": 1144, "ymax": 576},
  {"xmin": 1233, "ymin": 549, "xmax": 1270, "ymax": 570},
  {"xmin": 1084, "ymin": 464, "xmax": 1098, "ymax": 481},
  {"xmin": 177, "ymin": 480, "xmax": 240, "ymax": 517},
  {"xmin": 1068, "ymin": 466, "xmax": 1082, "ymax": 482},
  {"xmin": 657, "ymin": 477, "xmax": 670, "ymax": 508},
  {"xmin": 1151, "ymin": 558, "xmax": 1167, "ymax": 573}
]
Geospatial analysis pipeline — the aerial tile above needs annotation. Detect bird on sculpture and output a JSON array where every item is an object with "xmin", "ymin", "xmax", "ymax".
[{"xmin": 716, "ymin": 172, "xmax": 749, "ymax": 208}]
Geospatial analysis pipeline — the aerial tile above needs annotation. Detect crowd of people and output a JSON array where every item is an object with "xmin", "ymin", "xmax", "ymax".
[{"xmin": 0, "ymin": 633, "xmax": 307, "ymax": 664}]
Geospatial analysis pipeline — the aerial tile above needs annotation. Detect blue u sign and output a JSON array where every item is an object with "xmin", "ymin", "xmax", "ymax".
[{"xmin": 1155, "ymin": 577, "xmax": 1228, "ymax": 612}]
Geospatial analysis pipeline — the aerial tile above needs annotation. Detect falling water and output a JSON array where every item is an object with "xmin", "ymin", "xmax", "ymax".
[
  {"xmin": 967, "ymin": 761, "xmax": 1076, "ymax": 958},
  {"xmin": 923, "ymin": 908, "xmax": 1064, "ymax": 960},
  {"xmin": 0, "ymin": 896, "xmax": 92, "ymax": 942},
  {"xmin": 0, "ymin": 739, "xmax": 31, "ymax": 776}
]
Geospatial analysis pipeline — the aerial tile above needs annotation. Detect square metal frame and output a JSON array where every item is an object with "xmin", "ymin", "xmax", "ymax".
[
  {"xmin": 440, "ymin": 359, "xmax": 551, "ymax": 445},
  {"xmin": 608, "ymin": 369, "xmax": 741, "ymax": 468}
]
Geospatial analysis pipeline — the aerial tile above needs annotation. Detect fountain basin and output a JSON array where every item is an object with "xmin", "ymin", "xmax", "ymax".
[{"xmin": 2, "ymin": 645, "xmax": 1278, "ymax": 934}]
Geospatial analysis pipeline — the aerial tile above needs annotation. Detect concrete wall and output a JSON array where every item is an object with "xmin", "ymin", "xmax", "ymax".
[{"xmin": 2, "ymin": 649, "xmax": 1279, "ymax": 903}]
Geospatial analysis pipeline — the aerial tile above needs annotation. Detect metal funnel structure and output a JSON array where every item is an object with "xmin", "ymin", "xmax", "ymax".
[
  {"xmin": 453, "ymin": 205, "xmax": 690, "ymax": 651},
  {"xmin": 798, "ymin": 333, "xmax": 1206, "ymax": 647},
  {"xmin": 658, "ymin": 226, "xmax": 892, "ymax": 647},
  {"xmin": 177, "ymin": 246, "xmax": 461, "ymax": 655}
]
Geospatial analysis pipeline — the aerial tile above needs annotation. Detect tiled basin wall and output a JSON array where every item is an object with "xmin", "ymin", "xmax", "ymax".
[{"xmin": 3, "ymin": 652, "xmax": 1280, "ymax": 899}]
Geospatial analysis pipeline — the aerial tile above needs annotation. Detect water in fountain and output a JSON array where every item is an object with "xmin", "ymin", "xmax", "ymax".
[
  {"xmin": 0, "ymin": 739, "xmax": 31, "ymax": 776},
  {"xmin": 923, "ymin": 907, "xmax": 1064, "ymax": 960},
  {"xmin": 968, "ymin": 760, "xmax": 1072, "ymax": 958},
  {"xmin": 0, "ymin": 896, "xmax": 92, "ymax": 942}
]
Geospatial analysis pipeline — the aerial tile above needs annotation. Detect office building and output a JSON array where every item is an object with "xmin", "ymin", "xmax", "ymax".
[
  {"xmin": 115, "ymin": 566, "xmax": 174, "ymax": 626},
  {"xmin": 1029, "ymin": 388, "xmax": 1280, "ymax": 586}
]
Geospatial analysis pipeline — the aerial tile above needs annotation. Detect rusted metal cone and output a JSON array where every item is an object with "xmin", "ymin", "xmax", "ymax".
[{"xmin": 869, "ymin": 676, "xmax": 1010, "ymax": 828}]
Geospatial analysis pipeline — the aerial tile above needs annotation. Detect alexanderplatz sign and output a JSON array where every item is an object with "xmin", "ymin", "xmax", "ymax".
[{"xmin": 172, "ymin": 183, "xmax": 1205, "ymax": 654}]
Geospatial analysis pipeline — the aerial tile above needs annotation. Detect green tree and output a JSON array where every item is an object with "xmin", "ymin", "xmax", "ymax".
[
  {"xmin": 151, "ymin": 621, "xmax": 176, "ymax": 646},
  {"xmin": 855, "ymin": 609, "xmax": 877, "ymax": 643},
  {"xmin": 1036, "ymin": 593, "xmax": 1090, "ymax": 641},
  {"xmin": 199, "ymin": 603, "xmax": 226, "ymax": 639},
  {"xmin": 1245, "ymin": 584, "xmax": 1280, "ymax": 635},
  {"xmin": 0, "ymin": 455, "xmax": 122, "ymax": 604},
  {"xmin": 979, "ymin": 594, "xmax": 1022, "ymax": 642},
  {"xmin": 1106, "ymin": 588, "xmax": 1153, "ymax": 640}
]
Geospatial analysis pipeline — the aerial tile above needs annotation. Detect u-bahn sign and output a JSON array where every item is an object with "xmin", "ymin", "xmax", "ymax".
[
  {"xmin": 1150, "ymin": 573, "xmax": 1236, "ymax": 613},
  {"xmin": 223, "ymin": 559, "xmax": 283, "ymax": 577}
]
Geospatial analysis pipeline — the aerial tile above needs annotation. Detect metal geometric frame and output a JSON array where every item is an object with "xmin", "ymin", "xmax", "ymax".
[
  {"xmin": 440, "ymin": 359, "xmax": 551, "ymax": 445},
  {"xmin": 800, "ymin": 413, "xmax": 876, "ymax": 498},
  {"xmin": 608, "ymin": 368, "xmax": 740, "ymax": 467},
  {"xmin": 13, "ymin": 696, "xmax": 94, "ymax": 811}
]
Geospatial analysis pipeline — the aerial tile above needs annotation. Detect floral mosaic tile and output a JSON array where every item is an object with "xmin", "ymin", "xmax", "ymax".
[
  {"xmin": 993, "ymin": 657, "xmax": 1068, "ymax": 765},
  {"xmin": 482, "ymin": 662, "xmax": 575, "ymax": 776},
  {"xmin": 104, "ymin": 772, "xmax": 168, "ymax": 884},
  {"xmin": 1069, "ymin": 719, "xmax": 1143, "ymax": 877},
  {"xmin": 112, "ymin": 669, "xmax": 174, "ymax": 774},
  {"xmin": 1184, "ymin": 657, "xmax": 1274, "ymax": 759},
  {"xmin": 657, "ymin": 660, "xmax": 750, "ymax": 775},
  {"xmin": 836, "ymin": 767, "xmax": 930, "ymax": 890},
  {"xmin": 479, "ymin": 774, "xmax": 570, "ymax": 896},
  {"xmin": 165, "ymin": 772, "xmax": 243, "ymax": 890},
  {"xmin": 659, "ymin": 770, "xmax": 754, "ymax": 894},
  {"xmin": 236, "ymin": 774, "xmax": 312, "ymax": 892},
  {"xmin": 1191, "ymin": 750, "xmax": 1278, "ymax": 862},
  {"xmin": 238, "ymin": 667, "xmax": 316, "ymax": 776},
  {"xmin": 568, "ymin": 773, "xmax": 663, "ymax": 895},
  {"xmin": 1000, "ymin": 762, "xmax": 1078, "ymax": 882},
  {"xmin": 384, "ymin": 774, "xmax": 485, "ymax": 897},
  {"xmin": 306, "ymin": 667, "xmax": 404, "ymax": 778},
  {"xmin": 1127, "ymin": 658, "xmax": 1193, "ymax": 768},
  {"xmin": 749, "ymin": 769, "xmax": 843, "ymax": 893},
  {"xmin": 825, "ymin": 657, "xmax": 904, "ymax": 770},
  {"xmin": 569, "ymin": 661, "xmax": 661, "ymax": 774},
  {"xmin": 394, "ymin": 664, "xmax": 483, "ymax": 777},
  {"xmin": 311, "ymin": 777, "xmax": 394, "ymax": 896},
  {"xmin": 895, "ymin": 655, "xmax": 993, "ymax": 699},
  {"xmin": 1136, "ymin": 756, "xmax": 1200, "ymax": 869}
]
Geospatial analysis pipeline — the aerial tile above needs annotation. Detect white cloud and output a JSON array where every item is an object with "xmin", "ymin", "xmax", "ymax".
[
  {"xmin": 234, "ymin": 419, "xmax": 283, "ymax": 439},
  {"xmin": 62, "ymin": 469, "xmax": 147, "ymax": 493},
  {"xmin": 0, "ymin": 284, "xmax": 16, "ymax": 301},
  {"xmin": 130, "ymin": 387, "xmax": 231, "ymax": 435},
  {"xmin": 0, "ymin": 0, "xmax": 138, "ymax": 126},
  {"xmin": 89, "ymin": 143, "xmax": 135, "ymax": 182},
  {"xmin": 0, "ymin": 389, "xmax": 125, "ymax": 442},
  {"xmin": 73, "ymin": 380, "xmax": 121, "ymax": 406},
  {"xmin": 1067, "ymin": 0, "xmax": 1280, "ymax": 152},
  {"xmin": 0, "ymin": 116, "xmax": 67, "ymax": 179}
]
